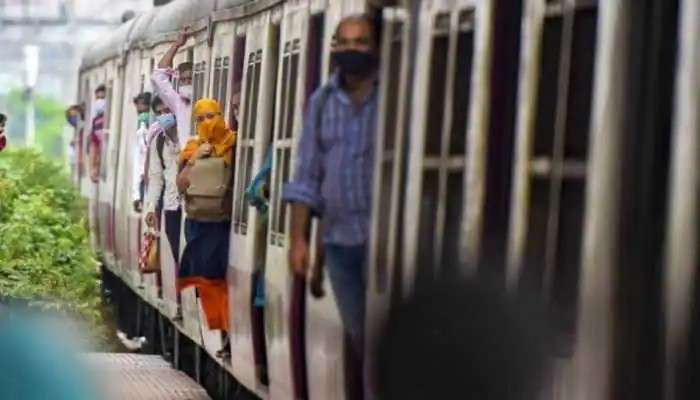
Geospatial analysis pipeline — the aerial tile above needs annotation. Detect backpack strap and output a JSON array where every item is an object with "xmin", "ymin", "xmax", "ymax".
[{"xmin": 156, "ymin": 133, "xmax": 166, "ymax": 171}]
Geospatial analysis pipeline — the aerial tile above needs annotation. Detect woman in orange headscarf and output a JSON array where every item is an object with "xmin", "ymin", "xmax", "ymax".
[{"xmin": 176, "ymin": 98, "xmax": 235, "ymax": 354}]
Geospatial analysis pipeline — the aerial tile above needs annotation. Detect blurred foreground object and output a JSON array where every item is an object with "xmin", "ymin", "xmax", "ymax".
[
  {"xmin": 376, "ymin": 279, "xmax": 551, "ymax": 400},
  {"xmin": 0, "ymin": 311, "xmax": 98, "ymax": 399}
]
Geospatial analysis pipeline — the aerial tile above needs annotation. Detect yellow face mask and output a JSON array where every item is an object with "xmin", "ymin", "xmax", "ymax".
[
  {"xmin": 197, "ymin": 114, "xmax": 227, "ymax": 143},
  {"xmin": 182, "ymin": 98, "xmax": 236, "ymax": 164}
]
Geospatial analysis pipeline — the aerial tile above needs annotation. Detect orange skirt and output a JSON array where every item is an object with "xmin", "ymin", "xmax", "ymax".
[{"xmin": 178, "ymin": 277, "xmax": 229, "ymax": 332}]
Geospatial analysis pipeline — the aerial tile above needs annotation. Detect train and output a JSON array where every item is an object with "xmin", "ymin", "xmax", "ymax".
[{"xmin": 75, "ymin": 0, "xmax": 699, "ymax": 399}]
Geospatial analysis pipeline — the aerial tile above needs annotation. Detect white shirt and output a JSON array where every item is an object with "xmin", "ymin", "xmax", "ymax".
[
  {"xmin": 131, "ymin": 121, "xmax": 149, "ymax": 202},
  {"xmin": 151, "ymin": 68, "xmax": 192, "ymax": 149},
  {"xmin": 144, "ymin": 130, "xmax": 181, "ymax": 213}
]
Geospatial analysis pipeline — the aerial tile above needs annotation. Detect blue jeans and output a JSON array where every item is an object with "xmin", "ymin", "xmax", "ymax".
[{"xmin": 324, "ymin": 243, "xmax": 367, "ymax": 357}]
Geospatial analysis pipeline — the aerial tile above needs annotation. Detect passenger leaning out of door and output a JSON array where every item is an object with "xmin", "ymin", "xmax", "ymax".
[
  {"xmin": 0, "ymin": 113, "xmax": 6, "ymax": 152},
  {"xmin": 65, "ymin": 105, "xmax": 85, "ymax": 180},
  {"xmin": 144, "ymin": 95, "xmax": 182, "ymax": 265},
  {"xmin": 283, "ymin": 14, "xmax": 379, "ymax": 398},
  {"xmin": 89, "ymin": 85, "xmax": 107, "ymax": 182},
  {"xmin": 176, "ymin": 98, "xmax": 236, "ymax": 355},
  {"xmin": 132, "ymin": 92, "xmax": 152, "ymax": 213},
  {"xmin": 151, "ymin": 26, "xmax": 194, "ymax": 148}
]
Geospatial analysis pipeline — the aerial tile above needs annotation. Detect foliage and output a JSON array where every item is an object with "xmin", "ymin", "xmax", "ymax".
[
  {"xmin": 2, "ymin": 89, "xmax": 68, "ymax": 160},
  {"xmin": 0, "ymin": 148, "xmax": 105, "ymax": 343}
]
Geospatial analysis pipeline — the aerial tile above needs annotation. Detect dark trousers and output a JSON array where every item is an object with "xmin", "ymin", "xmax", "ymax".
[{"xmin": 163, "ymin": 209, "xmax": 182, "ymax": 263}]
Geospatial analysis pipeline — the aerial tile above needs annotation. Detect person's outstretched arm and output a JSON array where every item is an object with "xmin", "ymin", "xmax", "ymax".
[{"xmin": 158, "ymin": 26, "xmax": 189, "ymax": 69}]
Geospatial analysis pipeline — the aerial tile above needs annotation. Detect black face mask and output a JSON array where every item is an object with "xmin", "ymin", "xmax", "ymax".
[{"xmin": 332, "ymin": 50, "xmax": 377, "ymax": 77}]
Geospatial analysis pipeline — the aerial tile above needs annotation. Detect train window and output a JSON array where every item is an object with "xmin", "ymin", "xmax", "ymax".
[
  {"xmin": 305, "ymin": 13, "xmax": 325, "ymax": 101},
  {"xmin": 213, "ymin": 58, "xmax": 222, "ymax": 103},
  {"xmin": 517, "ymin": 4, "xmax": 599, "ymax": 343},
  {"xmin": 564, "ymin": 8, "xmax": 597, "ymax": 160},
  {"xmin": 101, "ymin": 80, "xmax": 114, "ymax": 182},
  {"xmin": 449, "ymin": 10, "xmax": 475, "ymax": 156},
  {"xmin": 210, "ymin": 56, "xmax": 231, "ymax": 116},
  {"xmin": 374, "ymin": 18, "xmax": 405, "ymax": 293},
  {"xmin": 533, "ymin": 16, "xmax": 562, "ymax": 157},
  {"xmin": 286, "ymin": 47, "xmax": 299, "ymax": 140},
  {"xmin": 104, "ymin": 81, "xmax": 113, "ymax": 130},
  {"xmin": 191, "ymin": 61, "xmax": 207, "ymax": 136},
  {"xmin": 414, "ymin": 8, "xmax": 478, "ymax": 285},
  {"xmin": 221, "ymin": 57, "xmax": 230, "ymax": 117},
  {"xmin": 424, "ymin": 13, "xmax": 450, "ymax": 156},
  {"xmin": 230, "ymin": 35, "xmax": 246, "ymax": 130},
  {"xmin": 270, "ymin": 39, "xmax": 301, "ymax": 244},
  {"xmin": 233, "ymin": 49, "xmax": 264, "ymax": 235}
]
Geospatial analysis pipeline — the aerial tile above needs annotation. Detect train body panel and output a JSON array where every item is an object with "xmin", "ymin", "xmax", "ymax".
[
  {"xmin": 263, "ymin": 3, "xmax": 311, "ymax": 400},
  {"xmin": 228, "ymin": 8, "xmax": 280, "ymax": 395}
]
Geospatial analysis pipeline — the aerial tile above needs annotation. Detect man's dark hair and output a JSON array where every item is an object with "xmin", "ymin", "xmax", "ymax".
[
  {"xmin": 177, "ymin": 62, "xmax": 193, "ymax": 75},
  {"xmin": 95, "ymin": 84, "xmax": 106, "ymax": 94},
  {"xmin": 133, "ymin": 92, "xmax": 152, "ymax": 105},
  {"xmin": 376, "ymin": 277, "xmax": 552, "ymax": 400},
  {"xmin": 0, "ymin": 113, "xmax": 6, "ymax": 124},
  {"xmin": 151, "ymin": 95, "xmax": 164, "ymax": 113}
]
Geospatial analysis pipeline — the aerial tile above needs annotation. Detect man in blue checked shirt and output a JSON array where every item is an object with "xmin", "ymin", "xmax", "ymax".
[{"xmin": 283, "ymin": 13, "xmax": 379, "ymax": 395}]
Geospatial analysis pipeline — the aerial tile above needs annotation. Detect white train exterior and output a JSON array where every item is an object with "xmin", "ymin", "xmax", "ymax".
[{"xmin": 76, "ymin": 0, "xmax": 699, "ymax": 399}]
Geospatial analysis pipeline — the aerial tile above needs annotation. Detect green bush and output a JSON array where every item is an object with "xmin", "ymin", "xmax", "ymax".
[{"xmin": 0, "ymin": 148, "xmax": 105, "ymax": 343}]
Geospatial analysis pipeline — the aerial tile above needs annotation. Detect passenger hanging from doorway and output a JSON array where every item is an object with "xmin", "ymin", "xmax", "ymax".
[
  {"xmin": 65, "ymin": 105, "xmax": 85, "ymax": 182},
  {"xmin": 144, "ymin": 96, "xmax": 182, "ymax": 270},
  {"xmin": 283, "ymin": 14, "xmax": 379, "ymax": 400},
  {"xmin": 176, "ymin": 98, "xmax": 236, "ymax": 358},
  {"xmin": 88, "ymin": 85, "xmax": 106, "ymax": 183},
  {"xmin": 0, "ymin": 113, "xmax": 7, "ymax": 152},
  {"xmin": 246, "ymin": 147, "xmax": 273, "ymax": 384},
  {"xmin": 246, "ymin": 148, "xmax": 272, "ymax": 308},
  {"xmin": 132, "ymin": 92, "xmax": 152, "ymax": 213},
  {"xmin": 152, "ymin": 26, "xmax": 194, "ymax": 149}
]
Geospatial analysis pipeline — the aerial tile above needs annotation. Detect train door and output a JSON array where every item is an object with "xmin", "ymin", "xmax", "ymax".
[
  {"xmin": 402, "ymin": 0, "xmax": 494, "ymax": 291},
  {"xmin": 198, "ymin": 21, "xmax": 236, "ymax": 355},
  {"xmin": 166, "ymin": 41, "xmax": 204, "ymax": 345},
  {"xmin": 364, "ymin": 6, "xmax": 410, "ymax": 397},
  {"xmin": 229, "ymin": 11, "xmax": 280, "ymax": 394},
  {"xmin": 505, "ymin": 0, "xmax": 599, "ymax": 397},
  {"xmin": 104, "ymin": 58, "xmax": 126, "ymax": 270},
  {"xmin": 89, "ymin": 67, "xmax": 106, "ymax": 252},
  {"xmin": 115, "ymin": 50, "xmax": 146, "ymax": 276},
  {"xmin": 263, "ymin": 3, "xmax": 311, "ymax": 399},
  {"xmin": 301, "ymin": 2, "xmax": 374, "ymax": 400},
  {"xmin": 79, "ymin": 74, "xmax": 92, "ymax": 200},
  {"xmin": 146, "ymin": 42, "xmax": 182, "ymax": 319},
  {"xmin": 113, "ymin": 52, "xmax": 136, "ymax": 271},
  {"xmin": 98, "ymin": 65, "xmax": 115, "ymax": 256}
]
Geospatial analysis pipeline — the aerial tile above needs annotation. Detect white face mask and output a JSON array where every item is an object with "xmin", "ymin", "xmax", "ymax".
[
  {"xmin": 178, "ymin": 85, "xmax": 193, "ymax": 101},
  {"xmin": 94, "ymin": 99, "xmax": 106, "ymax": 115}
]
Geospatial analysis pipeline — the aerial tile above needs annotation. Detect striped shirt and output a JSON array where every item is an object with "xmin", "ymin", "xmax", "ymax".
[{"xmin": 283, "ymin": 73, "xmax": 378, "ymax": 246}]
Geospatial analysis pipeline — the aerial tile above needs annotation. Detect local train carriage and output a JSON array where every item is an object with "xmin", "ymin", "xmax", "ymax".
[{"xmin": 76, "ymin": 0, "xmax": 700, "ymax": 399}]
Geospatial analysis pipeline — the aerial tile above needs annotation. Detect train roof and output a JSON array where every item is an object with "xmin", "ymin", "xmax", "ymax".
[
  {"xmin": 142, "ymin": 0, "xmax": 217, "ymax": 47},
  {"xmin": 127, "ymin": 8, "xmax": 159, "ymax": 49},
  {"xmin": 80, "ymin": 16, "xmax": 136, "ymax": 71},
  {"xmin": 79, "ymin": 0, "xmax": 268, "ymax": 72}
]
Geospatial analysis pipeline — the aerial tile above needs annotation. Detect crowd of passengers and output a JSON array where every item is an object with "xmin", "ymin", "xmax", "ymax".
[
  {"xmin": 64, "ymin": 15, "xmax": 380, "ymax": 394},
  {"xmin": 57, "ymin": 13, "xmax": 558, "ymax": 400}
]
